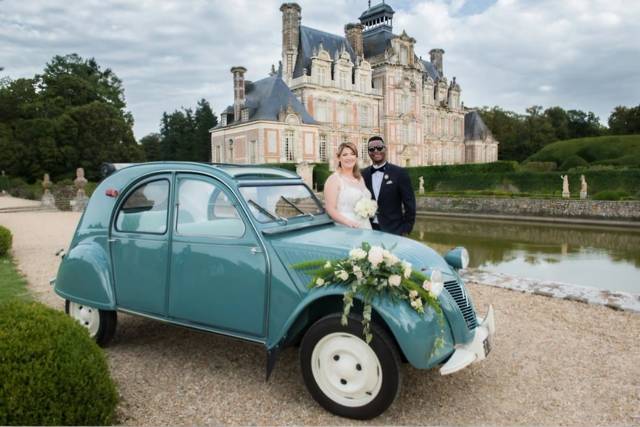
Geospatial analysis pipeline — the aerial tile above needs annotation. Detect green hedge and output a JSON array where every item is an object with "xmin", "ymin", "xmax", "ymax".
[
  {"xmin": 0, "ymin": 301, "xmax": 118, "ymax": 425},
  {"xmin": 406, "ymin": 166, "xmax": 640, "ymax": 198},
  {"xmin": 0, "ymin": 226, "xmax": 12, "ymax": 257}
]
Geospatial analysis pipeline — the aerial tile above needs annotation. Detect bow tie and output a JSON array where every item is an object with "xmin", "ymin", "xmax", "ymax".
[{"xmin": 373, "ymin": 164, "xmax": 387, "ymax": 173}]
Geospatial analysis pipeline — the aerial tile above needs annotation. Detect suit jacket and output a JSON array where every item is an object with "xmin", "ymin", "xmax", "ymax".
[{"xmin": 362, "ymin": 163, "xmax": 416, "ymax": 235}]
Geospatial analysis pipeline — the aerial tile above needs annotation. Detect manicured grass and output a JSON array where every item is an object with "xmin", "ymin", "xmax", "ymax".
[
  {"xmin": 0, "ymin": 256, "xmax": 30, "ymax": 302},
  {"xmin": 526, "ymin": 134, "xmax": 640, "ymax": 168}
]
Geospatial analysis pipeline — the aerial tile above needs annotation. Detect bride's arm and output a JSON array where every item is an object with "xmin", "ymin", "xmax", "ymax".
[{"xmin": 324, "ymin": 174, "xmax": 360, "ymax": 228}]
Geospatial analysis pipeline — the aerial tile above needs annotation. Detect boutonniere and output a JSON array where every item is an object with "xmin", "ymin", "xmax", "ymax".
[{"xmin": 384, "ymin": 174, "xmax": 389, "ymax": 180}]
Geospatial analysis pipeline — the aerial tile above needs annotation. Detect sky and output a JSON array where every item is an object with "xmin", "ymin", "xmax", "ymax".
[{"xmin": 1, "ymin": 0, "xmax": 639, "ymax": 139}]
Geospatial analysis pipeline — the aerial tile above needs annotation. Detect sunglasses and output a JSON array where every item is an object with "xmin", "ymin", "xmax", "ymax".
[{"xmin": 368, "ymin": 146, "xmax": 386, "ymax": 152}]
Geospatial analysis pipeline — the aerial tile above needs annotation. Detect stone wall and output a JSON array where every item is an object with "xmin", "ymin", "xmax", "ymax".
[{"xmin": 416, "ymin": 197, "xmax": 640, "ymax": 222}]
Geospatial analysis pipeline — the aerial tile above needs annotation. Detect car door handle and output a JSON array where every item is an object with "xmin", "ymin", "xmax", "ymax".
[{"xmin": 250, "ymin": 247, "xmax": 263, "ymax": 255}]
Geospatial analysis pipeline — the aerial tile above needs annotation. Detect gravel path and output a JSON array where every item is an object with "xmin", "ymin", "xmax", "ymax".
[{"xmin": 1, "ymin": 209, "xmax": 639, "ymax": 426}]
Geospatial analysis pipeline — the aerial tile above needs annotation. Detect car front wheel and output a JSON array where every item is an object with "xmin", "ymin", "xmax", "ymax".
[
  {"xmin": 65, "ymin": 300, "xmax": 117, "ymax": 347},
  {"xmin": 300, "ymin": 313, "xmax": 401, "ymax": 419}
]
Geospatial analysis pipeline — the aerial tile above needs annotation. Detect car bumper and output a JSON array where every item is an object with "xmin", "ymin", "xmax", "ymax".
[{"xmin": 440, "ymin": 304, "xmax": 495, "ymax": 375}]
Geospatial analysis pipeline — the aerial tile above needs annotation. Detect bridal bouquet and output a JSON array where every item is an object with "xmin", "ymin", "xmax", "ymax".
[
  {"xmin": 293, "ymin": 242, "xmax": 445, "ymax": 345},
  {"xmin": 354, "ymin": 197, "xmax": 377, "ymax": 219}
]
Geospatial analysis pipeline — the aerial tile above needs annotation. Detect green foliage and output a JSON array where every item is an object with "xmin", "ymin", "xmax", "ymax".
[
  {"xmin": 0, "ymin": 226, "xmax": 12, "ymax": 257},
  {"xmin": 592, "ymin": 190, "xmax": 632, "ymax": 201},
  {"xmin": 478, "ymin": 105, "xmax": 605, "ymax": 162},
  {"xmin": 559, "ymin": 155, "xmax": 588, "ymax": 171},
  {"xmin": 313, "ymin": 163, "xmax": 331, "ymax": 191},
  {"xmin": 0, "ymin": 255, "xmax": 30, "ymax": 302},
  {"xmin": 0, "ymin": 300, "xmax": 118, "ymax": 425},
  {"xmin": 520, "ymin": 161, "xmax": 557, "ymax": 172},
  {"xmin": 526, "ymin": 134, "xmax": 640, "ymax": 168},
  {"xmin": 144, "ymin": 99, "xmax": 218, "ymax": 162},
  {"xmin": 0, "ymin": 54, "xmax": 143, "ymax": 182},
  {"xmin": 608, "ymin": 105, "xmax": 640, "ymax": 135}
]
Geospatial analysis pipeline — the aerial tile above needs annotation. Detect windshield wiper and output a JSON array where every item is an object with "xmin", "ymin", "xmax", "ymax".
[
  {"xmin": 248, "ymin": 199, "xmax": 288, "ymax": 224},
  {"xmin": 279, "ymin": 195, "xmax": 314, "ymax": 219}
]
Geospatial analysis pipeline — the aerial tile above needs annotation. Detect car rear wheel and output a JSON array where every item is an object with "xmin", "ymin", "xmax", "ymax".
[
  {"xmin": 65, "ymin": 300, "xmax": 117, "ymax": 347},
  {"xmin": 300, "ymin": 313, "xmax": 401, "ymax": 419}
]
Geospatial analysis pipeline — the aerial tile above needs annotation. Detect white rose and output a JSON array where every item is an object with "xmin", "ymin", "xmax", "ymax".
[
  {"xmin": 354, "ymin": 271, "xmax": 363, "ymax": 280},
  {"xmin": 353, "ymin": 265, "xmax": 361, "ymax": 273},
  {"xmin": 422, "ymin": 280, "xmax": 431, "ymax": 292},
  {"xmin": 402, "ymin": 262, "xmax": 412, "ymax": 279},
  {"xmin": 388, "ymin": 274, "xmax": 401, "ymax": 287},
  {"xmin": 367, "ymin": 246, "xmax": 384, "ymax": 267},
  {"xmin": 315, "ymin": 278, "xmax": 325, "ymax": 286},
  {"xmin": 349, "ymin": 248, "xmax": 367, "ymax": 260},
  {"xmin": 324, "ymin": 261, "xmax": 332, "ymax": 269},
  {"xmin": 409, "ymin": 290, "xmax": 418, "ymax": 299},
  {"xmin": 337, "ymin": 270, "xmax": 349, "ymax": 281},
  {"xmin": 429, "ymin": 281, "xmax": 444, "ymax": 298},
  {"xmin": 410, "ymin": 298, "xmax": 423, "ymax": 310}
]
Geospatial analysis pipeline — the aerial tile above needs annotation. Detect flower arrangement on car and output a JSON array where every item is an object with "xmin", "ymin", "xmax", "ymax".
[
  {"xmin": 354, "ymin": 197, "xmax": 378, "ymax": 219},
  {"xmin": 293, "ymin": 242, "xmax": 445, "ymax": 344}
]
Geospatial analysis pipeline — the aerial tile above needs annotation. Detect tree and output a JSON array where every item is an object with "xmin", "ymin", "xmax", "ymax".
[
  {"xmin": 0, "ymin": 54, "xmax": 142, "ymax": 182},
  {"xmin": 608, "ymin": 105, "xmax": 640, "ymax": 135}
]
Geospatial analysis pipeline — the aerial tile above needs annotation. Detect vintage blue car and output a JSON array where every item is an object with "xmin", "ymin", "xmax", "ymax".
[{"xmin": 53, "ymin": 162, "xmax": 495, "ymax": 419}]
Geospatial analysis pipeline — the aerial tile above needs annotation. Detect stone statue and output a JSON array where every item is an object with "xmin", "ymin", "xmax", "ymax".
[
  {"xmin": 561, "ymin": 175, "xmax": 570, "ymax": 199},
  {"xmin": 580, "ymin": 175, "xmax": 588, "ymax": 199},
  {"xmin": 418, "ymin": 176, "xmax": 425, "ymax": 195},
  {"xmin": 0, "ymin": 170, "xmax": 6, "ymax": 196},
  {"xmin": 41, "ymin": 173, "xmax": 56, "ymax": 209},
  {"xmin": 71, "ymin": 167, "xmax": 89, "ymax": 212}
]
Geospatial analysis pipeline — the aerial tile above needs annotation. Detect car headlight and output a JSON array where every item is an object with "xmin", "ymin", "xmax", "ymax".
[{"xmin": 444, "ymin": 247, "xmax": 470, "ymax": 270}]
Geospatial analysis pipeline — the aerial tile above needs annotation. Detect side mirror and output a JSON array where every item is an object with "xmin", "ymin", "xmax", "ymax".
[{"xmin": 444, "ymin": 247, "xmax": 469, "ymax": 270}]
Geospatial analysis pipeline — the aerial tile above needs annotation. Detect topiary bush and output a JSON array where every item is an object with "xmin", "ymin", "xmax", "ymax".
[
  {"xmin": 0, "ymin": 300, "xmax": 118, "ymax": 425},
  {"xmin": 559, "ymin": 155, "xmax": 589, "ymax": 171},
  {"xmin": 520, "ymin": 161, "xmax": 557, "ymax": 172},
  {"xmin": 0, "ymin": 226, "xmax": 11, "ymax": 257}
]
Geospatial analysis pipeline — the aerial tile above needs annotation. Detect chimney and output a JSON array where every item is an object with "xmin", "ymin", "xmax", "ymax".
[
  {"xmin": 429, "ymin": 48, "xmax": 445, "ymax": 76},
  {"xmin": 280, "ymin": 3, "xmax": 301, "ymax": 83},
  {"xmin": 230, "ymin": 66, "xmax": 247, "ymax": 121},
  {"xmin": 345, "ymin": 23, "xmax": 364, "ymax": 58}
]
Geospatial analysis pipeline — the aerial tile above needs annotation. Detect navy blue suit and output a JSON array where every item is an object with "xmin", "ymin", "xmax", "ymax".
[{"xmin": 362, "ymin": 163, "xmax": 416, "ymax": 235}]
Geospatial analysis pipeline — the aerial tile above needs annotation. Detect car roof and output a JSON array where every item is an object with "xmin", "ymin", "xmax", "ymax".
[{"xmin": 102, "ymin": 162, "xmax": 300, "ymax": 181}]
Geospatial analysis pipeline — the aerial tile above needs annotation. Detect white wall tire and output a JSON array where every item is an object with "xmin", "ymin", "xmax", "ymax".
[
  {"xmin": 300, "ymin": 313, "xmax": 401, "ymax": 419},
  {"xmin": 65, "ymin": 300, "xmax": 117, "ymax": 347}
]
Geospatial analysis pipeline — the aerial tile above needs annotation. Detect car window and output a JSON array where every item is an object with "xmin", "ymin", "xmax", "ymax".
[
  {"xmin": 115, "ymin": 180, "xmax": 169, "ymax": 234},
  {"xmin": 239, "ymin": 184, "xmax": 324, "ymax": 223},
  {"xmin": 177, "ymin": 178, "xmax": 245, "ymax": 238}
]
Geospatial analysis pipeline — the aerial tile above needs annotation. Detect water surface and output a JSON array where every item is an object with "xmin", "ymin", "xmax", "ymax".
[{"xmin": 410, "ymin": 216, "xmax": 640, "ymax": 294}]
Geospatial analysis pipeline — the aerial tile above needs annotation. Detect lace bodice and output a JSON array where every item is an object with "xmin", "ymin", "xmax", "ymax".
[{"xmin": 334, "ymin": 173, "xmax": 372, "ymax": 229}]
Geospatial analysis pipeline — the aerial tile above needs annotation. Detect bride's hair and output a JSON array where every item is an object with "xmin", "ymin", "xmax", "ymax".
[{"xmin": 336, "ymin": 142, "xmax": 361, "ymax": 179}]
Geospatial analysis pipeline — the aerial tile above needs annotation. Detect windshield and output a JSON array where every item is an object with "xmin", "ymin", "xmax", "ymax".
[{"xmin": 239, "ymin": 184, "xmax": 325, "ymax": 223}]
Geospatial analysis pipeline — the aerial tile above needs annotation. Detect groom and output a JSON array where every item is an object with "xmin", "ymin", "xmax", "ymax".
[{"xmin": 362, "ymin": 136, "xmax": 416, "ymax": 235}]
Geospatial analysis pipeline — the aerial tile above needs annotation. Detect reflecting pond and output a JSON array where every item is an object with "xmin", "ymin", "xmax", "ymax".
[{"xmin": 410, "ymin": 216, "xmax": 640, "ymax": 294}]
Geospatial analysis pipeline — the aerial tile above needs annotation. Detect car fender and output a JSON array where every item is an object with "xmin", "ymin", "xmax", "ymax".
[
  {"xmin": 272, "ymin": 286, "xmax": 455, "ymax": 370},
  {"xmin": 54, "ymin": 240, "xmax": 116, "ymax": 310}
]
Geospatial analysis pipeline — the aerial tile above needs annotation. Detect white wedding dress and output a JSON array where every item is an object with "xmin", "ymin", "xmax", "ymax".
[{"xmin": 334, "ymin": 173, "xmax": 373, "ymax": 229}]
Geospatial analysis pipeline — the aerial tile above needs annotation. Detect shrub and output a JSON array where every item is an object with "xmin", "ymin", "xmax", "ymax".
[
  {"xmin": 0, "ymin": 175, "xmax": 9, "ymax": 192},
  {"xmin": 0, "ymin": 300, "xmax": 117, "ymax": 425},
  {"xmin": 592, "ymin": 190, "xmax": 631, "ymax": 201},
  {"xmin": 0, "ymin": 226, "xmax": 12, "ymax": 257},
  {"xmin": 520, "ymin": 161, "xmax": 557, "ymax": 172},
  {"xmin": 559, "ymin": 155, "xmax": 588, "ymax": 171},
  {"xmin": 313, "ymin": 163, "xmax": 331, "ymax": 191}
]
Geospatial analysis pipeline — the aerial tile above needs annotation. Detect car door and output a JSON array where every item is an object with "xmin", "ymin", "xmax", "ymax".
[
  {"xmin": 168, "ymin": 173, "xmax": 268, "ymax": 338},
  {"xmin": 110, "ymin": 175, "xmax": 172, "ymax": 315}
]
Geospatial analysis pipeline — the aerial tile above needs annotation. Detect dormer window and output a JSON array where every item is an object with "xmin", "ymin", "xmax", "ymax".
[
  {"xmin": 221, "ymin": 114, "xmax": 227, "ymax": 126},
  {"xmin": 241, "ymin": 109, "xmax": 249, "ymax": 122}
]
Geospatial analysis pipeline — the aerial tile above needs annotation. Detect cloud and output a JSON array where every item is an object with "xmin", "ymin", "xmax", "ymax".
[{"xmin": 1, "ymin": 0, "xmax": 639, "ymax": 138}]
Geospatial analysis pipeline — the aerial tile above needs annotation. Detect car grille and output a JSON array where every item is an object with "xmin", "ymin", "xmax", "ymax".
[{"xmin": 444, "ymin": 280, "xmax": 477, "ymax": 330}]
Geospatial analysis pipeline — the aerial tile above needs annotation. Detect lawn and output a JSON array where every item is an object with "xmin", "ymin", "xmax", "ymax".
[{"xmin": 0, "ymin": 255, "xmax": 30, "ymax": 302}]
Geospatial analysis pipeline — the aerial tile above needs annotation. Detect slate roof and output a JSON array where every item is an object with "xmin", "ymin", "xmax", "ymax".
[
  {"xmin": 293, "ymin": 26, "xmax": 357, "ymax": 78},
  {"xmin": 362, "ymin": 28, "xmax": 394, "ymax": 58},
  {"xmin": 220, "ymin": 75, "xmax": 316, "ymax": 127},
  {"xmin": 359, "ymin": 2, "xmax": 395, "ymax": 21},
  {"xmin": 420, "ymin": 58, "xmax": 441, "ymax": 81},
  {"xmin": 465, "ymin": 110, "xmax": 493, "ymax": 141}
]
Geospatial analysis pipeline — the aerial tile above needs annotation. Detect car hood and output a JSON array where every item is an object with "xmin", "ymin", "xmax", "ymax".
[{"xmin": 268, "ymin": 224, "xmax": 456, "ymax": 285}]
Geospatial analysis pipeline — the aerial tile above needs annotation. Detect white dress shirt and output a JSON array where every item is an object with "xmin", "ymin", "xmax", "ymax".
[{"xmin": 371, "ymin": 162, "xmax": 387, "ymax": 224}]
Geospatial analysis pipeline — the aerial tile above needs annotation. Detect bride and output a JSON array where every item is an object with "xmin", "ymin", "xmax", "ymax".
[{"xmin": 324, "ymin": 142, "xmax": 373, "ymax": 229}]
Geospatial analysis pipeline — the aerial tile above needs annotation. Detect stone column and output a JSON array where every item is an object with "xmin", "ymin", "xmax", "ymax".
[
  {"xmin": 296, "ymin": 161, "xmax": 315, "ymax": 188},
  {"xmin": 41, "ymin": 173, "xmax": 56, "ymax": 209}
]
